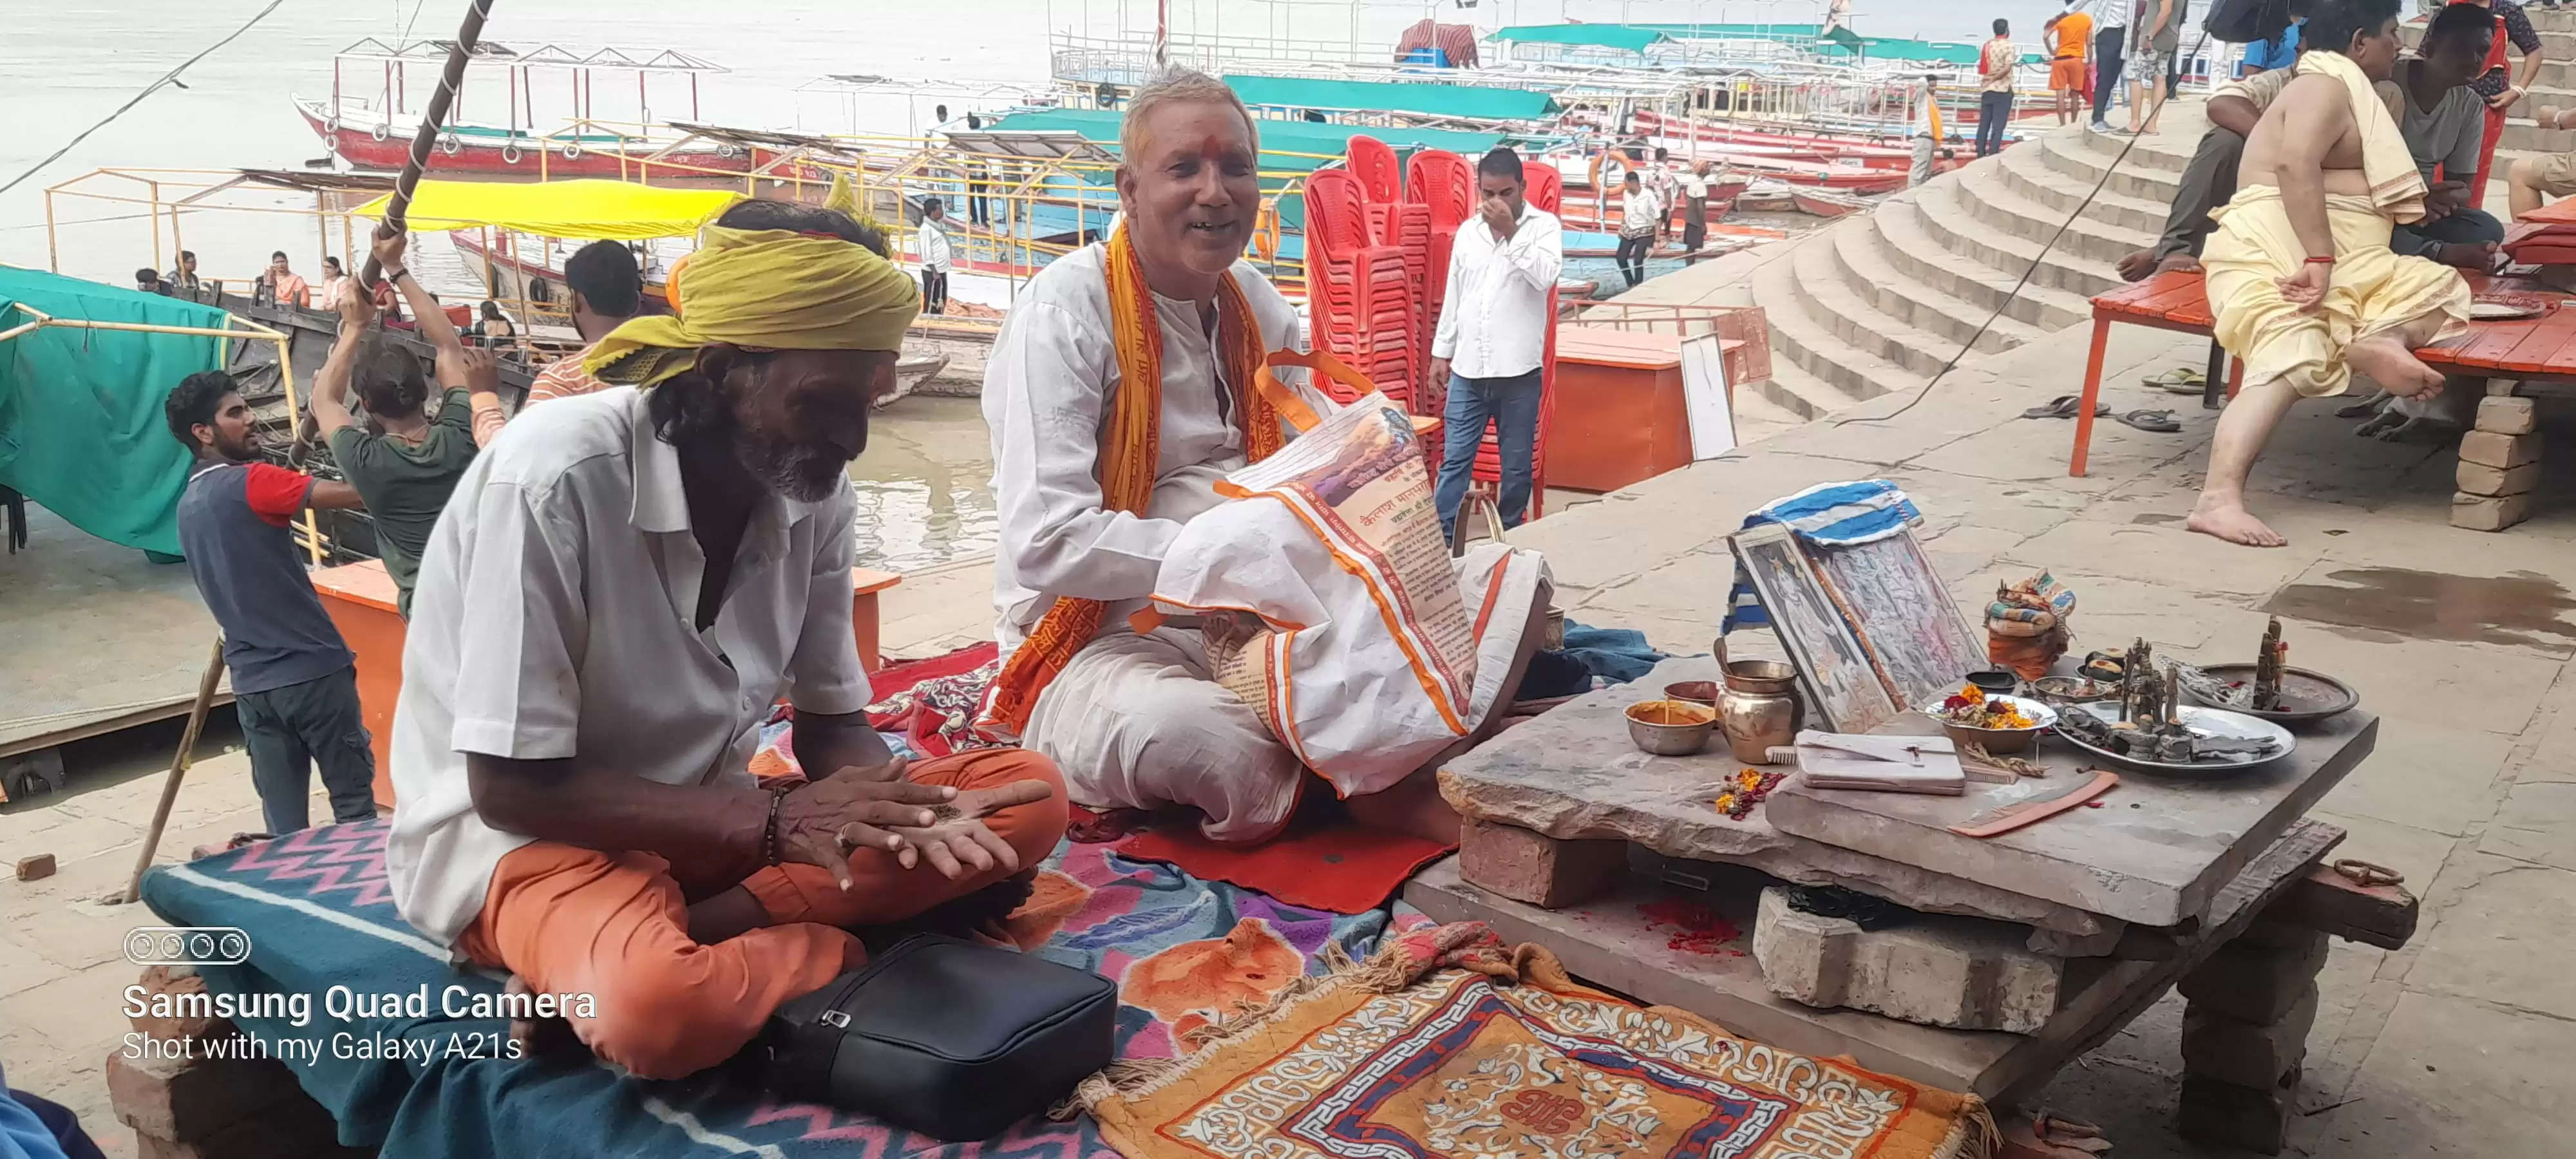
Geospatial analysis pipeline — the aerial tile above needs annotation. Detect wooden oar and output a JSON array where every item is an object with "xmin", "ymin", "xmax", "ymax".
[
  {"xmin": 122, "ymin": 639, "xmax": 227, "ymax": 904},
  {"xmin": 359, "ymin": 0, "xmax": 498, "ymax": 287}
]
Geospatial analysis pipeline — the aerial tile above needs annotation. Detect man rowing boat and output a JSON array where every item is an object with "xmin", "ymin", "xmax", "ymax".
[{"xmin": 2193, "ymin": 0, "xmax": 2470, "ymax": 547}]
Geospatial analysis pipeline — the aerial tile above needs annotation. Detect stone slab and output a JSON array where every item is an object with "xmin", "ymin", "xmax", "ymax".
[
  {"xmin": 2456, "ymin": 459, "xmax": 2540, "ymax": 496},
  {"xmin": 2458, "ymin": 429, "xmax": 2541, "ymax": 469},
  {"xmin": 2452, "ymin": 491, "xmax": 2532, "ymax": 531},
  {"xmin": 1438, "ymin": 655, "xmax": 2115, "ymax": 936},
  {"xmin": 2476, "ymin": 394, "xmax": 2538, "ymax": 434},
  {"xmin": 1750, "ymin": 887, "xmax": 2065, "ymax": 1033},
  {"xmin": 1763, "ymin": 710, "xmax": 2378, "ymax": 927},
  {"xmin": 1405, "ymin": 818, "xmax": 2338, "ymax": 1104}
]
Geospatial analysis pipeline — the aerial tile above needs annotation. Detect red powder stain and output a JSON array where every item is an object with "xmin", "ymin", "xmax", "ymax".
[
  {"xmin": 2085, "ymin": 800, "xmax": 2106, "ymax": 808},
  {"xmin": 1638, "ymin": 900, "xmax": 1744, "ymax": 956}
]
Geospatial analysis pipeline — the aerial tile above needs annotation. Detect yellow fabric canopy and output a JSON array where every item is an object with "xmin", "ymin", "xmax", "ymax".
[{"xmin": 351, "ymin": 179, "xmax": 742, "ymax": 240}]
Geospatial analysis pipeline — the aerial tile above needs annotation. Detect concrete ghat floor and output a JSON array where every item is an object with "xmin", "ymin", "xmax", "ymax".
[{"xmin": 10, "ymin": 326, "xmax": 2576, "ymax": 1154}]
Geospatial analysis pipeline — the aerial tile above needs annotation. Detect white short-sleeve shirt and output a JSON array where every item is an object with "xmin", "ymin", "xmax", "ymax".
[{"xmin": 386, "ymin": 386, "xmax": 873, "ymax": 947}]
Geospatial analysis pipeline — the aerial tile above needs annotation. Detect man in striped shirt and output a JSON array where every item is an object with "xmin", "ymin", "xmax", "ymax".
[{"xmin": 471, "ymin": 240, "xmax": 643, "ymax": 444}]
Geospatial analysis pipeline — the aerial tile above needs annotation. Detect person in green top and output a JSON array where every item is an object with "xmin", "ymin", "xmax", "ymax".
[{"xmin": 314, "ymin": 229, "xmax": 502, "ymax": 617}]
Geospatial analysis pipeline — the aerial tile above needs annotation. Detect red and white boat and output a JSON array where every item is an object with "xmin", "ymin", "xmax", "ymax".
[
  {"xmin": 298, "ymin": 97, "xmax": 761, "ymax": 181},
  {"xmin": 1792, "ymin": 188, "xmax": 1869, "ymax": 218}
]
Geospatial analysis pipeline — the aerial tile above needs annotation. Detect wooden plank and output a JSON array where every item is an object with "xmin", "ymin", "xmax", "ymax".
[
  {"xmin": 2266, "ymin": 862, "xmax": 2419, "ymax": 950},
  {"xmin": 2493, "ymin": 306, "xmax": 2576, "ymax": 375},
  {"xmin": 2138, "ymin": 280, "xmax": 2212, "ymax": 324},
  {"xmin": 2438, "ymin": 315, "xmax": 2537, "ymax": 372}
]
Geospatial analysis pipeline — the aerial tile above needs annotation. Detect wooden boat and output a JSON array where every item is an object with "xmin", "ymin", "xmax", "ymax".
[
  {"xmin": 1734, "ymin": 182, "xmax": 1797, "ymax": 213},
  {"xmin": 298, "ymin": 98, "xmax": 762, "ymax": 182},
  {"xmin": 1792, "ymin": 188, "xmax": 1868, "ymax": 218}
]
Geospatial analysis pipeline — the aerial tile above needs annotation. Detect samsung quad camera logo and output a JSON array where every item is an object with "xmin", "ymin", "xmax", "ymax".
[{"xmin": 124, "ymin": 926, "xmax": 252, "ymax": 966}]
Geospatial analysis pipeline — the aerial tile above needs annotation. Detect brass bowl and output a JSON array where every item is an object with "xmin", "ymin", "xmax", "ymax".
[
  {"xmin": 1664, "ymin": 680, "xmax": 1720, "ymax": 707},
  {"xmin": 1627, "ymin": 699, "xmax": 1717, "ymax": 756}
]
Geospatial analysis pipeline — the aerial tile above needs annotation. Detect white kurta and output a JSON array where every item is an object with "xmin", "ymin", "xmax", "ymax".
[{"xmin": 981, "ymin": 243, "xmax": 1329, "ymax": 841}]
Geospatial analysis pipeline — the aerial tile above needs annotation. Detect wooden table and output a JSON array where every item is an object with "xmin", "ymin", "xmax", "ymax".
[
  {"xmin": 2070, "ymin": 268, "xmax": 2576, "ymax": 475},
  {"xmin": 1422, "ymin": 654, "xmax": 2385, "ymax": 1106}
]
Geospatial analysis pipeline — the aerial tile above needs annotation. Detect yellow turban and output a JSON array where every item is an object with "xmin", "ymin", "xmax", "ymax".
[{"xmin": 585, "ymin": 223, "xmax": 920, "ymax": 388}]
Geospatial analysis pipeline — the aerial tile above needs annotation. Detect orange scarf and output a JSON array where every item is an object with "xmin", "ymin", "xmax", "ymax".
[{"xmin": 983, "ymin": 227, "xmax": 1285, "ymax": 735}]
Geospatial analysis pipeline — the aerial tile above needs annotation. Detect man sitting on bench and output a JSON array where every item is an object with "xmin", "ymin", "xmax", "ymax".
[
  {"xmin": 2192, "ymin": 0, "xmax": 2470, "ymax": 547},
  {"xmin": 2118, "ymin": 4, "xmax": 2502, "ymax": 281}
]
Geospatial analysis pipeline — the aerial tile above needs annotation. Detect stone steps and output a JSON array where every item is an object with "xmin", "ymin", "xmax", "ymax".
[
  {"xmin": 2079, "ymin": 123, "xmax": 2195, "ymax": 174},
  {"xmin": 1826, "ymin": 207, "xmax": 2045, "ymax": 356},
  {"xmin": 1751, "ymin": 355, "xmax": 1869, "ymax": 423},
  {"xmin": 1870, "ymin": 194, "xmax": 2092, "ymax": 332},
  {"xmin": 2038, "ymin": 130, "xmax": 2189, "ymax": 208},
  {"xmin": 1750, "ymin": 247, "xmax": 1915, "ymax": 410},
  {"xmin": 1786, "ymin": 224, "xmax": 1988, "ymax": 379},
  {"xmin": 1994, "ymin": 133, "xmax": 2175, "ymax": 237},
  {"xmin": 1950, "ymin": 153, "xmax": 2159, "ymax": 267},
  {"xmin": 1912, "ymin": 176, "xmax": 2125, "ymax": 299}
]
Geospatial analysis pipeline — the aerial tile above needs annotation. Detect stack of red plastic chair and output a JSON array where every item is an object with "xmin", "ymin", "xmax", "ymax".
[
  {"xmin": 1405, "ymin": 149, "xmax": 1475, "ymax": 409},
  {"xmin": 1347, "ymin": 135, "xmax": 1402, "ymax": 203},
  {"xmin": 1302, "ymin": 169, "xmax": 1417, "ymax": 409}
]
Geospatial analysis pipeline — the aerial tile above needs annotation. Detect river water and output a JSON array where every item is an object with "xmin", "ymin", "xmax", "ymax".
[{"xmin": 0, "ymin": 0, "xmax": 2048, "ymax": 572}]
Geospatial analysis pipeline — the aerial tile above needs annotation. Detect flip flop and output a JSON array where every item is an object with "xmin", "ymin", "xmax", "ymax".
[
  {"xmin": 2140, "ymin": 367, "xmax": 2206, "ymax": 394},
  {"xmin": 2022, "ymin": 395, "xmax": 2112, "ymax": 419},
  {"xmin": 2117, "ymin": 409, "xmax": 2183, "ymax": 433}
]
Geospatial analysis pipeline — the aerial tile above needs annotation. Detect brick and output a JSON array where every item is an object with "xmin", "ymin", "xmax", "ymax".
[
  {"xmin": 2456, "ymin": 460, "xmax": 2540, "ymax": 496},
  {"xmin": 2451, "ymin": 491, "xmax": 2532, "ymax": 532},
  {"xmin": 2177, "ymin": 1075, "xmax": 2291, "ymax": 1155},
  {"xmin": 128, "ymin": 966, "xmax": 237, "ymax": 1044},
  {"xmin": 13, "ymin": 853, "xmax": 53, "ymax": 881},
  {"xmin": 2265, "ymin": 862, "xmax": 2419, "ymax": 950},
  {"xmin": 2182, "ymin": 982, "xmax": 2319, "ymax": 1090},
  {"xmin": 2458, "ymin": 429, "xmax": 2541, "ymax": 469},
  {"xmin": 2477, "ymin": 394, "xmax": 2539, "ymax": 434},
  {"xmin": 1457, "ymin": 818, "xmax": 1625, "ymax": 909},
  {"xmin": 2178, "ymin": 929, "xmax": 2329, "ymax": 1023},
  {"xmin": 1750, "ymin": 887, "xmax": 2064, "ymax": 1033},
  {"xmin": 106, "ymin": 1048, "xmax": 303, "ymax": 1142},
  {"xmin": 2485, "ymin": 377, "xmax": 2521, "ymax": 397}
]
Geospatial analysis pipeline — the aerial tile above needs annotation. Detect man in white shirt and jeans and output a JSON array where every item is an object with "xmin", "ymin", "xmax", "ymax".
[
  {"xmin": 1429, "ymin": 147, "xmax": 1564, "ymax": 544},
  {"xmin": 916, "ymin": 197, "xmax": 954, "ymax": 314}
]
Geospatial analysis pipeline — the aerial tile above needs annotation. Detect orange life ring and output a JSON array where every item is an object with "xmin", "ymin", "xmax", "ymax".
[{"xmin": 1253, "ymin": 198, "xmax": 1281, "ymax": 261}]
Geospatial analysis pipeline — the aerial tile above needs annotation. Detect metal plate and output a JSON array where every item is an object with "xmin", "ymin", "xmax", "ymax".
[
  {"xmin": 2180, "ymin": 664, "xmax": 2360, "ymax": 726},
  {"xmin": 1920, "ymin": 692, "xmax": 2059, "ymax": 733},
  {"xmin": 2052, "ymin": 702, "xmax": 2297, "ymax": 777}
]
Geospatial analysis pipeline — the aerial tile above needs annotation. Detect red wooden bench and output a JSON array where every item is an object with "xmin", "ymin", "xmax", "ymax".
[{"xmin": 2070, "ymin": 269, "xmax": 2576, "ymax": 476}]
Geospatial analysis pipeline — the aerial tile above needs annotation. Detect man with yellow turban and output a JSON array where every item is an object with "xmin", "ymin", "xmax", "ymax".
[{"xmin": 386, "ymin": 199, "xmax": 1065, "ymax": 1080}]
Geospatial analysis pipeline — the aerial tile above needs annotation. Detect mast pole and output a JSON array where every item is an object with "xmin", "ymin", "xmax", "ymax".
[{"xmin": 361, "ymin": 0, "xmax": 498, "ymax": 289}]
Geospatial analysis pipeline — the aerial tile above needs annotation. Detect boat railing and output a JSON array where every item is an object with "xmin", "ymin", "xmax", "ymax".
[{"xmin": 1564, "ymin": 301, "xmax": 1772, "ymax": 384}]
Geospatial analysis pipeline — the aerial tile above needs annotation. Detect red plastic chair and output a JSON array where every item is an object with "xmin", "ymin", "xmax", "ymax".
[
  {"xmin": 1346, "ymin": 135, "xmax": 1402, "ymax": 203},
  {"xmin": 1405, "ymin": 149, "xmax": 1475, "ymax": 232}
]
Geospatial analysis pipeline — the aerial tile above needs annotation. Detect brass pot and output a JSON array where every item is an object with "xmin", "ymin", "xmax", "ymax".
[{"xmin": 1719, "ymin": 660, "xmax": 1803, "ymax": 764}]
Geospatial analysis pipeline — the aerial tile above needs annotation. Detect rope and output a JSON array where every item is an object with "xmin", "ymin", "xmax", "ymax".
[
  {"xmin": 0, "ymin": 1, "xmax": 287, "ymax": 198},
  {"xmin": 1839, "ymin": 25, "xmax": 2221, "ymax": 429}
]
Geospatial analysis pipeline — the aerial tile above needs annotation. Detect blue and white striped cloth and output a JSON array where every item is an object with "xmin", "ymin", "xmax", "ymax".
[{"xmin": 1721, "ymin": 480, "xmax": 1924, "ymax": 636}]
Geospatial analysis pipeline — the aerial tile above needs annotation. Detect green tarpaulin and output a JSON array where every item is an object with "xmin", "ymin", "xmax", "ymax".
[
  {"xmin": 0, "ymin": 267, "xmax": 232, "ymax": 555},
  {"xmin": 1491, "ymin": 24, "xmax": 1672, "ymax": 53},
  {"xmin": 1225, "ymin": 75, "xmax": 1561, "ymax": 121}
]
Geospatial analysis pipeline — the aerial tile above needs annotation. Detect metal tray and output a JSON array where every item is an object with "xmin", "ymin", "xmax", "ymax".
[
  {"xmin": 2179, "ymin": 664, "xmax": 2359, "ymax": 725},
  {"xmin": 2052, "ymin": 702, "xmax": 2297, "ymax": 777}
]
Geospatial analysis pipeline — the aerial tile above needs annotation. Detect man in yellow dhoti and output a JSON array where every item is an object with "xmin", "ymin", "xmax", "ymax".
[
  {"xmin": 981, "ymin": 67, "xmax": 1542, "ymax": 845},
  {"xmin": 2193, "ymin": 0, "xmax": 2472, "ymax": 547}
]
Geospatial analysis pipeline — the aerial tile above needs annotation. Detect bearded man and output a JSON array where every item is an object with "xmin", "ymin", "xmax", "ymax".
[{"xmin": 387, "ymin": 199, "xmax": 1065, "ymax": 1080}]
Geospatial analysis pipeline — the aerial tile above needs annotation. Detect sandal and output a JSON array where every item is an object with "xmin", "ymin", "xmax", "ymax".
[
  {"xmin": 2022, "ymin": 395, "xmax": 2112, "ymax": 419},
  {"xmin": 2117, "ymin": 408, "xmax": 2183, "ymax": 432},
  {"xmin": 2140, "ymin": 367, "xmax": 2206, "ymax": 394}
]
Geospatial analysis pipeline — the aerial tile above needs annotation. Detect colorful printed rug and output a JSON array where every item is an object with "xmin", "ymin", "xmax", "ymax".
[
  {"xmin": 138, "ymin": 821, "xmax": 1429, "ymax": 1158},
  {"xmin": 1085, "ymin": 923, "xmax": 1996, "ymax": 1159}
]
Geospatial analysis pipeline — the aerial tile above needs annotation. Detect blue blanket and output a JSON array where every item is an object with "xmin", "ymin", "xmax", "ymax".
[{"xmin": 141, "ymin": 822, "xmax": 1414, "ymax": 1157}]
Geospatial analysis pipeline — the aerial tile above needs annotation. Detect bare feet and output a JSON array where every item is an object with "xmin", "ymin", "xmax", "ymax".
[
  {"xmin": 2158, "ymin": 252, "xmax": 2202, "ymax": 276},
  {"xmin": 1346, "ymin": 771, "xmax": 1462, "ymax": 845},
  {"xmin": 2117, "ymin": 249, "xmax": 2159, "ymax": 282},
  {"xmin": 2434, "ymin": 241, "xmax": 2500, "ymax": 271},
  {"xmin": 2188, "ymin": 493, "xmax": 2287, "ymax": 547},
  {"xmin": 2347, "ymin": 332, "xmax": 2447, "ymax": 399}
]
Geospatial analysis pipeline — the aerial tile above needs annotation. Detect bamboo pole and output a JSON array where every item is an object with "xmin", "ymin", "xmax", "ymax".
[
  {"xmin": 123, "ymin": 637, "xmax": 225, "ymax": 904},
  {"xmin": 360, "ymin": 0, "xmax": 498, "ymax": 290}
]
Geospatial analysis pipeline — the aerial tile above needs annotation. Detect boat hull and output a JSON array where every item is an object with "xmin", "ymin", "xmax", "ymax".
[{"xmin": 300, "ymin": 100, "xmax": 759, "ymax": 180}]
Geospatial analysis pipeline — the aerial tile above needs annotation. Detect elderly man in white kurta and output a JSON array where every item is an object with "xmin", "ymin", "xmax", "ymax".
[{"xmin": 981, "ymin": 68, "xmax": 1358, "ymax": 845}]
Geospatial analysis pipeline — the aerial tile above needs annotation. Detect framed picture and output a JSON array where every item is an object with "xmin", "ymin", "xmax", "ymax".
[
  {"xmin": 1805, "ymin": 529, "xmax": 1988, "ymax": 711},
  {"xmin": 1730, "ymin": 523, "xmax": 1902, "ymax": 734}
]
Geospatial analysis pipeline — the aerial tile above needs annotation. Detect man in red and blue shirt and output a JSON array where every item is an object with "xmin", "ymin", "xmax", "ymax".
[{"xmin": 164, "ymin": 371, "xmax": 377, "ymax": 835}]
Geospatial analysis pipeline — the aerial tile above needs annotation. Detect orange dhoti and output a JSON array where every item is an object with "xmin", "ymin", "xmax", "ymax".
[{"xmin": 455, "ymin": 748, "xmax": 1068, "ymax": 1079}]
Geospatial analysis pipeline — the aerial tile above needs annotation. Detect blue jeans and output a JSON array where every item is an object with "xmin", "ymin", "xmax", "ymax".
[{"xmin": 1434, "ymin": 368, "xmax": 1542, "ymax": 543}]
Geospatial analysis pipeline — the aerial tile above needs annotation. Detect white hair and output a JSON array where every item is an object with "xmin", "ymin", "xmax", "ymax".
[{"xmin": 1117, "ymin": 66, "xmax": 1258, "ymax": 168}]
